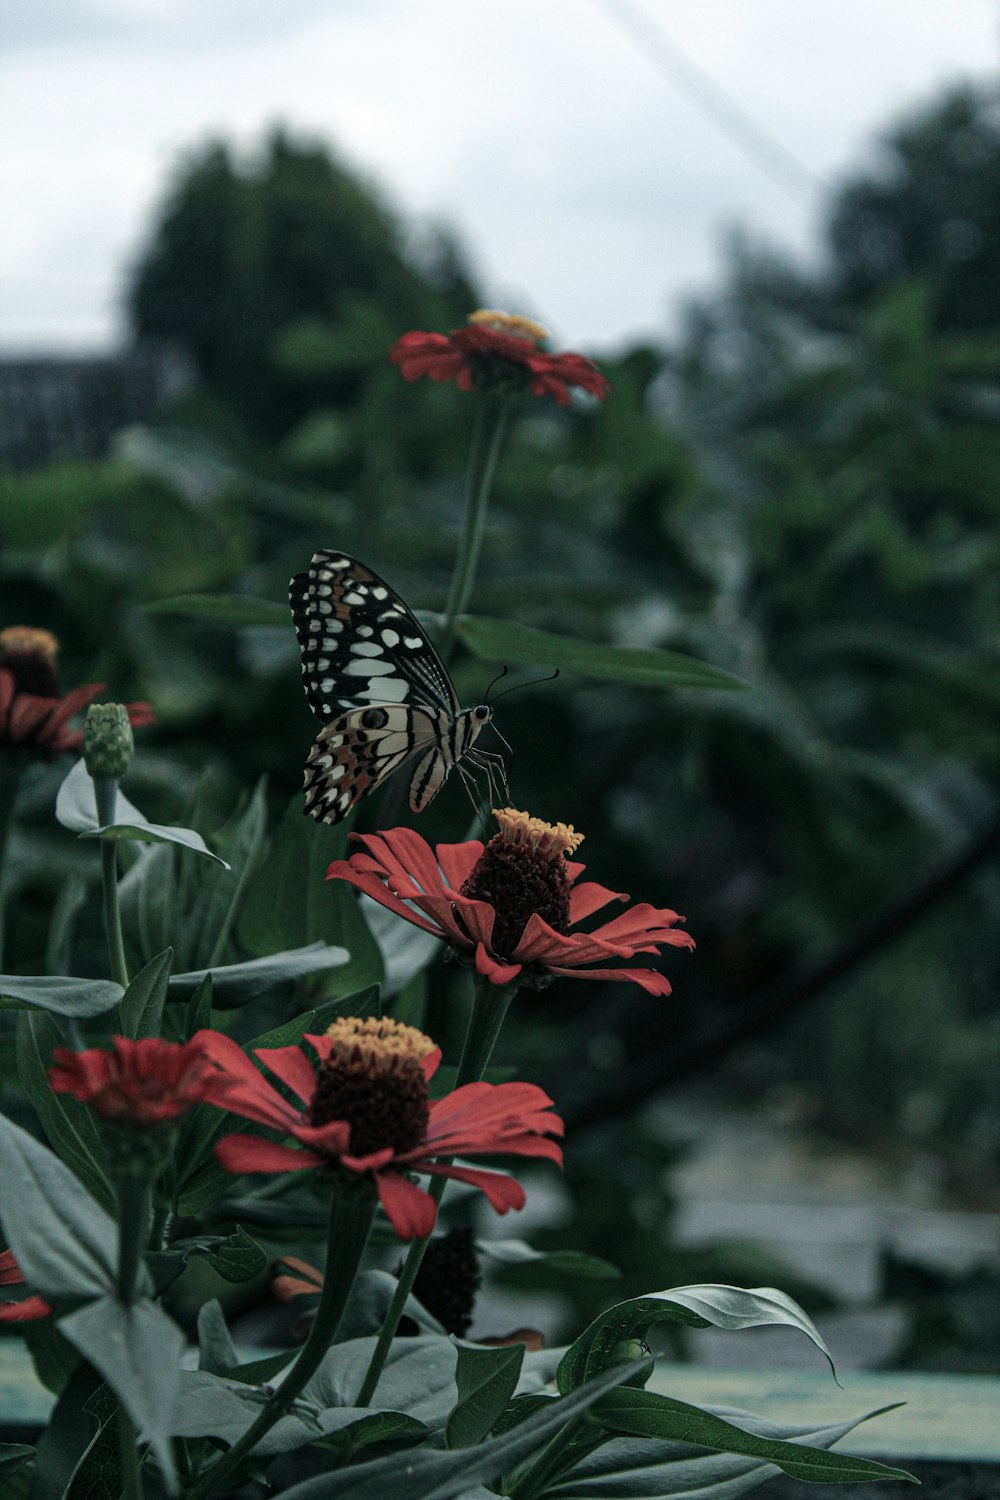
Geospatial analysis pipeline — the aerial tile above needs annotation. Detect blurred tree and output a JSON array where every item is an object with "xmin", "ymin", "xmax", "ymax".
[
  {"xmin": 827, "ymin": 83, "xmax": 1000, "ymax": 334},
  {"xmin": 127, "ymin": 129, "xmax": 480, "ymax": 435}
]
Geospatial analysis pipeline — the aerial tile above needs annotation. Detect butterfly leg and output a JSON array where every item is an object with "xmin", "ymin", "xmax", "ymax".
[{"xmin": 465, "ymin": 747, "xmax": 510, "ymax": 806}]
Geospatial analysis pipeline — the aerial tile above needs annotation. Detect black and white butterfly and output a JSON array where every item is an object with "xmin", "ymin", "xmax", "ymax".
[{"xmin": 289, "ymin": 550, "xmax": 507, "ymax": 825}]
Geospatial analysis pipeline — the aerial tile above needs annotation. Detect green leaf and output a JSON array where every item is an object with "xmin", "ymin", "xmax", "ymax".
[
  {"xmin": 117, "ymin": 949, "xmax": 172, "ymax": 1039},
  {"xmin": 557, "ymin": 1284, "xmax": 836, "ymax": 1396},
  {"xmin": 0, "ymin": 1445, "xmax": 34, "ymax": 1485},
  {"xmin": 167, "ymin": 941, "xmax": 350, "ymax": 1008},
  {"xmin": 477, "ymin": 1239, "xmax": 622, "ymax": 1280},
  {"xmin": 64, "ymin": 1383, "xmax": 121, "ymax": 1500},
  {"xmin": 0, "ymin": 1113, "xmax": 120, "ymax": 1301},
  {"xmin": 15, "ymin": 1012, "xmax": 116, "ymax": 1213},
  {"xmin": 158, "ymin": 1227, "xmax": 268, "ymax": 1286},
  {"xmin": 590, "ymin": 1389, "xmax": 915, "ymax": 1484},
  {"xmin": 531, "ymin": 1405, "xmax": 918, "ymax": 1496},
  {"xmin": 142, "ymin": 593, "xmax": 288, "ymax": 626},
  {"xmin": 445, "ymin": 1340, "xmax": 524, "ymax": 1449},
  {"xmin": 56, "ymin": 761, "xmax": 230, "ymax": 867},
  {"xmin": 0, "ymin": 975, "xmax": 122, "ymax": 1019},
  {"xmin": 457, "ymin": 616, "xmax": 749, "ymax": 691},
  {"xmin": 196, "ymin": 1300, "xmax": 238, "ymax": 1375},
  {"xmin": 170, "ymin": 1368, "xmax": 428, "ymax": 1457},
  {"xmin": 337, "ymin": 1270, "xmax": 445, "ymax": 1341},
  {"xmin": 277, "ymin": 1360, "xmax": 645, "ymax": 1500},
  {"xmin": 237, "ymin": 794, "xmax": 384, "ymax": 995},
  {"xmin": 59, "ymin": 1297, "xmax": 182, "ymax": 1491},
  {"xmin": 179, "ymin": 779, "xmax": 269, "ymax": 972}
]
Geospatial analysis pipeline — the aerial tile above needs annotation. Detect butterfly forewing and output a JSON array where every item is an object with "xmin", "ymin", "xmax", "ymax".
[{"xmin": 289, "ymin": 551, "xmax": 494, "ymax": 825}]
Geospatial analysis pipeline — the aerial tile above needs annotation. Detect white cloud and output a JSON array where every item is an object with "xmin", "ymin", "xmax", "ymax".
[{"xmin": 0, "ymin": 0, "xmax": 995, "ymax": 351}]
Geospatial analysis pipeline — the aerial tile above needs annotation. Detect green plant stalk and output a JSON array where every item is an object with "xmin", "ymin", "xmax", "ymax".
[
  {"xmin": 93, "ymin": 774, "xmax": 129, "ymax": 989},
  {"xmin": 186, "ymin": 1183, "xmax": 375, "ymax": 1500},
  {"xmin": 119, "ymin": 1409, "xmax": 142, "ymax": 1500},
  {"xmin": 354, "ymin": 973, "xmax": 519, "ymax": 1406},
  {"xmin": 0, "ymin": 760, "xmax": 22, "ymax": 971},
  {"xmin": 441, "ymin": 397, "xmax": 508, "ymax": 659},
  {"xmin": 506, "ymin": 1416, "xmax": 603, "ymax": 1500},
  {"xmin": 117, "ymin": 1174, "xmax": 151, "ymax": 1306},
  {"xmin": 117, "ymin": 1174, "xmax": 151, "ymax": 1500}
]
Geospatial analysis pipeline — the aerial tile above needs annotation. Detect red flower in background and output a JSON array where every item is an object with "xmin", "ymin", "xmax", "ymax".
[
  {"xmin": 327, "ymin": 809, "xmax": 694, "ymax": 995},
  {"xmin": 48, "ymin": 1034, "xmax": 236, "ymax": 1127},
  {"xmin": 389, "ymin": 310, "xmax": 609, "ymax": 407},
  {"xmin": 201, "ymin": 1019, "xmax": 563, "ymax": 1240},
  {"xmin": 0, "ymin": 1249, "xmax": 50, "ymax": 1323},
  {"xmin": 0, "ymin": 627, "xmax": 153, "ymax": 759}
]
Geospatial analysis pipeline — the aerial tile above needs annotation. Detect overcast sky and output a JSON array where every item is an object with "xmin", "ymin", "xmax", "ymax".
[{"xmin": 1, "ymin": 0, "xmax": 997, "ymax": 355}]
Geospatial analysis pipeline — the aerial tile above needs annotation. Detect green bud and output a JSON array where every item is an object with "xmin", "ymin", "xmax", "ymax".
[
  {"xmin": 83, "ymin": 703, "xmax": 134, "ymax": 779},
  {"xmin": 606, "ymin": 1339, "xmax": 655, "ymax": 1389}
]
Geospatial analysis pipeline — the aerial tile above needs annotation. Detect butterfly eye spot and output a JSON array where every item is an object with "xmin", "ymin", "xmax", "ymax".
[
  {"xmin": 381, "ymin": 629, "xmax": 400, "ymax": 647},
  {"xmin": 361, "ymin": 708, "xmax": 389, "ymax": 730},
  {"xmin": 403, "ymin": 636, "xmax": 423, "ymax": 650},
  {"xmin": 343, "ymin": 591, "xmax": 366, "ymax": 606},
  {"xmin": 357, "ymin": 625, "xmax": 374, "ymax": 638},
  {"xmin": 371, "ymin": 586, "xmax": 389, "ymax": 600}
]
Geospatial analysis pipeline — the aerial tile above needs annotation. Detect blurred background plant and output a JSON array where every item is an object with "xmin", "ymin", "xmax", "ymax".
[{"xmin": 1, "ymin": 80, "xmax": 998, "ymax": 1366}]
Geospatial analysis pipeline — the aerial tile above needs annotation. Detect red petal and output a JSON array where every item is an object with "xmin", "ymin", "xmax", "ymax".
[
  {"xmin": 215, "ymin": 1135, "xmax": 321, "ymax": 1174},
  {"xmin": 436, "ymin": 840, "xmax": 483, "ymax": 890},
  {"xmin": 325, "ymin": 861, "xmax": 445, "ymax": 940},
  {"xmin": 421, "ymin": 1163, "xmax": 526, "ymax": 1214},
  {"xmin": 0, "ymin": 1249, "xmax": 25, "ymax": 1286},
  {"xmin": 254, "ymin": 1044, "xmax": 318, "ymax": 1106},
  {"xmin": 546, "ymin": 965, "xmax": 674, "ymax": 995},
  {"xmin": 568, "ymin": 880, "xmax": 629, "ymax": 923},
  {"xmin": 0, "ymin": 1294, "xmax": 51, "ymax": 1322},
  {"xmin": 474, "ymin": 943, "xmax": 522, "ymax": 986},
  {"xmin": 375, "ymin": 1171, "xmax": 437, "ymax": 1239}
]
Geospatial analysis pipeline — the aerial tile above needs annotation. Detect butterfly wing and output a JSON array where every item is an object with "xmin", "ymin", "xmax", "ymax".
[
  {"xmin": 289, "ymin": 551, "xmax": 465, "ymax": 824},
  {"xmin": 289, "ymin": 551, "xmax": 459, "ymax": 720},
  {"xmin": 302, "ymin": 704, "xmax": 446, "ymax": 825}
]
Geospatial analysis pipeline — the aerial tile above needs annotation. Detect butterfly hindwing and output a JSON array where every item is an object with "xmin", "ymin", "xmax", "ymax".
[{"xmin": 290, "ymin": 551, "xmax": 496, "ymax": 825}]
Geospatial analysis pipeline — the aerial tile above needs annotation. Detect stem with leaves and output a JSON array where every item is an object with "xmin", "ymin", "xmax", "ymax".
[
  {"xmin": 0, "ymin": 760, "xmax": 22, "ymax": 970},
  {"xmin": 92, "ymin": 774, "xmax": 129, "ymax": 989},
  {"xmin": 185, "ymin": 1182, "xmax": 375, "ymax": 1500},
  {"xmin": 441, "ymin": 397, "xmax": 508, "ymax": 660},
  {"xmin": 354, "ymin": 973, "xmax": 518, "ymax": 1407}
]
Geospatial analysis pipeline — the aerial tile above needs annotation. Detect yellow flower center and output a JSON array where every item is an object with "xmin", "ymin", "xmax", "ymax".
[
  {"xmin": 322, "ymin": 1015, "xmax": 436, "ymax": 1067},
  {"xmin": 459, "ymin": 808, "xmax": 583, "ymax": 968},
  {"xmin": 468, "ymin": 310, "xmax": 549, "ymax": 345},
  {"xmin": 310, "ymin": 1016, "xmax": 435, "ymax": 1158},
  {"xmin": 492, "ymin": 806, "xmax": 584, "ymax": 862},
  {"xmin": 0, "ymin": 626, "xmax": 59, "ymax": 661}
]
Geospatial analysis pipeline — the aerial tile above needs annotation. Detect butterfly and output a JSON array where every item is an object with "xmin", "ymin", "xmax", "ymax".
[{"xmin": 289, "ymin": 550, "xmax": 507, "ymax": 825}]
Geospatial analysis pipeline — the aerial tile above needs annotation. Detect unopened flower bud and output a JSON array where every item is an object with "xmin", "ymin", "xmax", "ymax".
[
  {"xmin": 83, "ymin": 703, "xmax": 134, "ymax": 779},
  {"xmin": 606, "ymin": 1338, "xmax": 655, "ymax": 1388}
]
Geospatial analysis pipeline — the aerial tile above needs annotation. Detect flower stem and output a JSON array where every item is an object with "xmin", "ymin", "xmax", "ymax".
[
  {"xmin": 119, "ymin": 1409, "xmax": 142, "ymax": 1500},
  {"xmin": 116, "ymin": 1175, "xmax": 151, "ymax": 1307},
  {"xmin": 92, "ymin": 774, "xmax": 129, "ymax": 989},
  {"xmin": 185, "ymin": 1184, "xmax": 375, "ymax": 1500},
  {"xmin": 353, "ymin": 973, "xmax": 519, "ymax": 1407},
  {"xmin": 117, "ymin": 1175, "xmax": 150, "ymax": 1500},
  {"xmin": 0, "ymin": 761, "xmax": 22, "ymax": 971},
  {"xmin": 441, "ymin": 397, "xmax": 508, "ymax": 660}
]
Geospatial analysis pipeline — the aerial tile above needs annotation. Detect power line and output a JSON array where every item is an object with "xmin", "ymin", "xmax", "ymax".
[{"xmin": 588, "ymin": 0, "xmax": 820, "ymax": 199}]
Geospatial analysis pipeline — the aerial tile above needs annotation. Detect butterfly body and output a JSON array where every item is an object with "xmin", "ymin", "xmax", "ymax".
[{"xmin": 290, "ymin": 551, "xmax": 499, "ymax": 824}]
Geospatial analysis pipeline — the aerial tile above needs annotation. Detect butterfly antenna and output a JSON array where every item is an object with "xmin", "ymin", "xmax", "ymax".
[
  {"xmin": 488, "ymin": 668, "xmax": 560, "ymax": 704},
  {"xmin": 484, "ymin": 666, "xmax": 510, "ymax": 704}
]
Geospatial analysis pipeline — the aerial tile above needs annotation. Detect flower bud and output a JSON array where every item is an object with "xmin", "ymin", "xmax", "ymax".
[
  {"xmin": 606, "ymin": 1338, "xmax": 655, "ymax": 1388},
  {"xmin": 83, "ymin": 703, "xmax": 134, "ymax": 779}
]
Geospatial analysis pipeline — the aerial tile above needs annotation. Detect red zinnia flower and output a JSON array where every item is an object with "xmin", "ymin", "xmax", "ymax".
[
  {"xmin": 48, "ymin": 1033, "xmax": 237, "ymax": 1127},
  {"xmin": 199, "ymin": 1019, "xmax": 564, "ymax": 1240},
  {"xmin": 327, "ymin": 808, "xmax": 694, "ymax": 995},
  {"xmin": 389, "ymin": 310, "xmax": 609, "ymax": 407},
  {"xmin": 0, "ymin": 1248, "xmax": 51, "ymax": 1323},
  {"xmin": 0, "ymin": 626, "xmax": 153, "ymax": 759}
]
